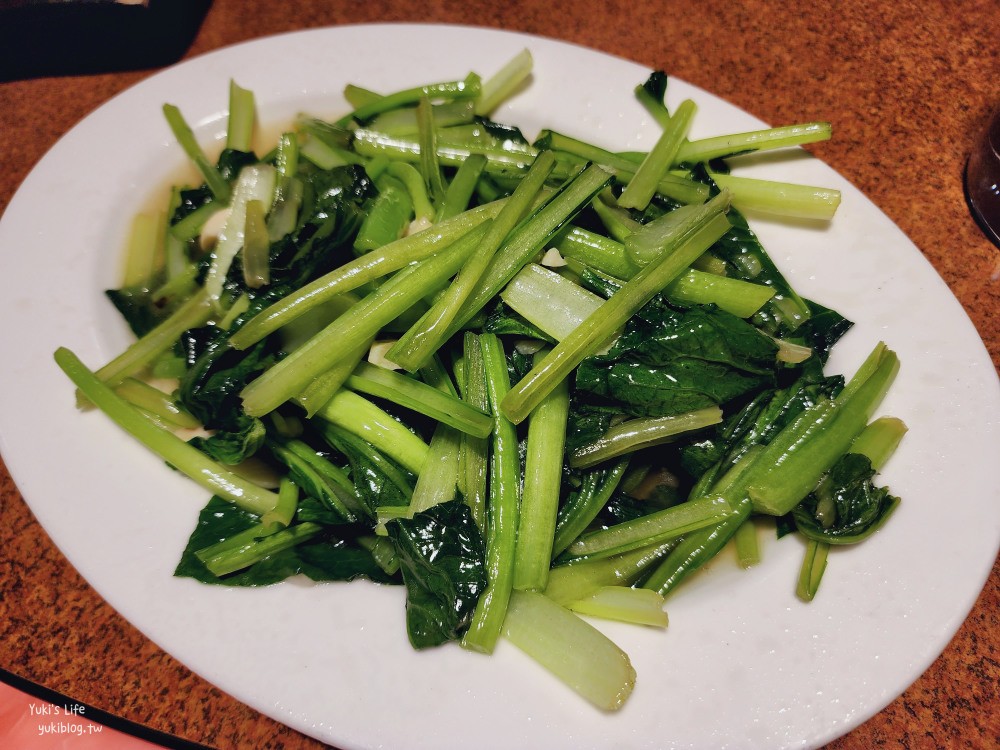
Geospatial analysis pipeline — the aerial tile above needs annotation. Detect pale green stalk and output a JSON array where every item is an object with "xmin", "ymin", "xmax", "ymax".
[
  {"xmin": 542, "ymin": 542, "xmax": 675, "ymax": 606},
  {"xmin": 710, "ymin": 173, "xmax": 841, "ymax": 221},
  {"xmin": 407, "ymin": 361, "xmax": 464, "ymax": 514},
  {"xmin": 461, "ymin": 335, "xmax": 521, "ymax": 654},
  {"xmin": 226, "ymin": 80, "xmax": 256, "ymax": 153},
  {"xmin": 500, "ymin": 263, "xmax": 605, "ymax": 341},
  {"xmin": 441, "ymin": 164, "xmax": 614, "ymax": 340},
  {"xmin": 121, "ymin": 213, "xmax": 160, "ymax": 288},
  {"xmin": 502, "ymin": 590, "xmax": 635, "ymax": 711},
  {"xmin": 56, "ymin": 347, "xmax": 279, "ymax": 516},
  {"xmin": 665, "ymin": 269, "xmax": 775, "ymax": 318},
  {"xmin": 199, "ymin": 523, "xmax": 323, "ymax": 577},
  {"xmin": 345, "ymin": 362, "xmax": 492, "ymax": 438},
  {"xmin": 417, "ymin": 94, "xmax": 447, "ymax": 206},
  {"xmin": 675, "ymin": 122, "xmax": 832, "ymax": 163},
  {"xmin": 113, "ymin": 378, "xmax": 199, "ymax": 429},
  {"xmin": 162, "ymin": 103, "xmax": 230, "ymax": 203},
  {"xmin": 569, "ymin": 407, "xmax": 723, "ymax": 469},
  {"xmin": 513, "ymin": 348, "xmax": 570, "ymax": 592},
  {"xmin": 312, "ymin": 390, "xmax": 430, "ymax": 475},
  {"xmin": 567, "ymin": 586, "xmax": 668, "ymax": 628},
  {"xmin": 733, "ymin": 517, "xmax": 761, "ymax": 569},
  {"xmin": 617, "ymin": 98, "xmax": 696, "ymax": 210},
  {"xmin": 475, "ymin": 49, "xmax": 533, "ymax": 115},
  {"xmin": 293, "ymin": 338, "xmax": 372, "ymax": 417},
  {"xmin": 564, "ymin": 495, "xmax": 733, "ymax": 561},
  {"xmin": 459, "ymin": 332, "xmax": 490, "ymax": 530}
]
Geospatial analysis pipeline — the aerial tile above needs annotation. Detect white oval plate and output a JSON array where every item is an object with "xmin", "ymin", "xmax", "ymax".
[{"xmin": 1, "ymin": 23, "xmax": 998, "ymax": 750}]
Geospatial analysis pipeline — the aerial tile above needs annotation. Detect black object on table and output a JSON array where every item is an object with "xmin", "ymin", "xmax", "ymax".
[{"xmin": 0, "ymin": 0, "xmax": 212, "ymax": 82}]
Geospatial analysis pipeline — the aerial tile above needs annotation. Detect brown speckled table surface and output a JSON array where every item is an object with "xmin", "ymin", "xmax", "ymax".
[{"xmin": 1, "ymin": 1, "xmax": 998, "ymax": 748}]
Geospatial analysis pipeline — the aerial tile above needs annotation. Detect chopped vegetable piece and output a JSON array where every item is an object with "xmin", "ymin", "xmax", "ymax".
[{"xmin": 503, "ymin": 590, "xmax": 636, "ymax": 711}]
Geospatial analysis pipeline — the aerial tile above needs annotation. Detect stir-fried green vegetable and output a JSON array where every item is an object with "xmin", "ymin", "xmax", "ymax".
[{"xmin": 55, "ymin": 52, "xmax": 905, "ymax": 711}]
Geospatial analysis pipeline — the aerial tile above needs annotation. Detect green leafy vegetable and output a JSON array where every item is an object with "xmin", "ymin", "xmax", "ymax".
[
  {"xmin": 575, "ymin": 304, "xmax": 780, "ymax": 418},
  {"xmin": 385, "ymin": 500, "xmax": 488, "ymax": 649},
  {"xmin": 176, "ymin": 496, "xmax": 392, "ymax": 585},
  {"xmin": 792, "ymin": 453, "xmax": 900, "ymax": 544},
  {"xmin": 55, "ymin": 59, "xmax": 907, "ymax": 713}
]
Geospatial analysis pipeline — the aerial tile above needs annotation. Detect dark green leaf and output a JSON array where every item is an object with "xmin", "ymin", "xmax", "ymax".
[
  {"xmin": 174, "ymin": 496, "xmax": 294, "ymax": 585},
  {"xmin": 575, "ymin": 303, "xmax": 779, "ymax": 419},
  {"xmin": 385, "ymin": 500, "xmax": 488, "ymax": 649},
  {"xmin": 170, "ymin": 184, "xmax": 214, "ymax": 228},
  {"xmin": 792, "ymin": 453, "xmax": 900, "ymax": 544},
  {"xmin": 269, "ymin": 439, "xmax": 361, "ymax": 524},
  {"xmin": 296, "ymin": 538, "xmax": 398, "ymax": 584},
  {"xmin": 265, "ymin": 165, "xmax": 375, "ymax": 287},
  {"xmin": 775, "ymin": 512, "xmax": 797, "ymax": 539},
  {"xmin": 474, "ymin": 116, "xmax": 531, "ymax": 146},
  {"xmin": 216, "ymin": 148, "xmax": 259, "ymax": 180},
  {"xmin": 638, "ymin": 71, "xmax": 668, "ymax": 108},
  {"xmin": 796, "ymin": 299, "xmax": 854, "ymax": 363},
  {"xmin": 174, "ymin": 496, "xmax": 392, "ymax": 585},
  {"xmin": 320, "ymin": 424, "xmax": 414, "ymax": 517},
  {"xmin": 565, "ymin": 402, "xmax": 618, "ymax": 453},
  {"xmin": 105, "ymin": 285, "xmax": 169, "ymax": 338},
  {"xmin": 577, "ymin": 357, "xmax": 770, "ymax": 417},
  {"xmin": 188, "ymin": 415, "xmax": 266, "ymax": 464},
  {"xmin": 178, "ymin": 324, "xmax": 280, "ymax": 432},
  {"xmin": 614, "ymin": 306, "xmax": 779, "ymax": 375},
  {"xmin": 296, "ymin": 495, "xmax": 352, "ymax": 526},
  {"xmin": 600, "ymin": 485, "xmax": 680, "ymax": 525}
]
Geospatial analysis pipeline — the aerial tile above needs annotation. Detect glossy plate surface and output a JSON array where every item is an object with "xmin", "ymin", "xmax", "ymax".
[{"xmin": 1, "ymin": 23, "xmax": 998, "ymax": 750}]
